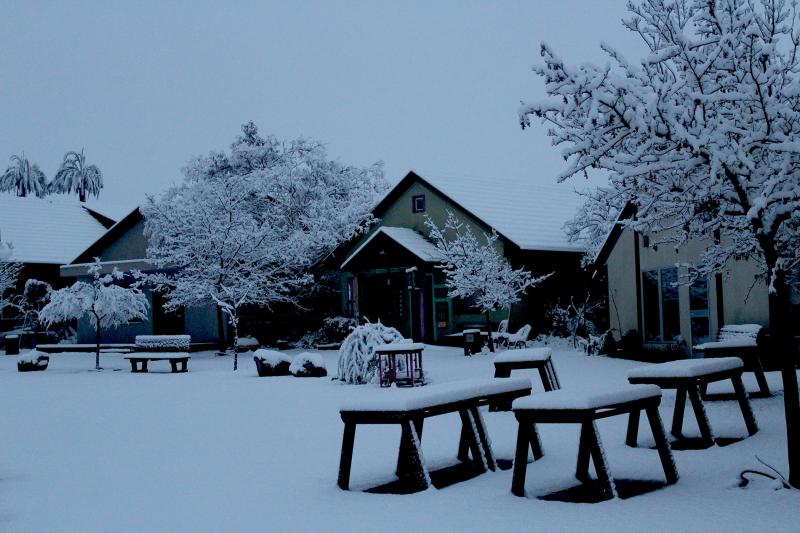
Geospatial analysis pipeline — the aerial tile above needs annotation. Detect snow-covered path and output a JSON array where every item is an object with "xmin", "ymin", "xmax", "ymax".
[{"xmin": 0, "ymin": 344, "xmax": 796, "ymax": 532}]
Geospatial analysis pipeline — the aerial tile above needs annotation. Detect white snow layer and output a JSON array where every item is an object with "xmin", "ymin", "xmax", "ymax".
[
  {"xmin": 512, "ymin": 384, "xmax": 661, "ymax": 410},
  {"xmin": 254, "ymin": 349, "xmax": 292, "ymax": 365},
  {"xmin": 627, "ymin": 357, "xmax": 743, "ymax": 379},
  {"xmin": 341, "ymin": 226, "xmax": 443, "ymax": 268},
  {"xmin": 0, "ymin": 195, "xmax": 112, "ymax": 264},
  {"xmin": 494, "ymin": 347, "xmax": 552, "ymax": 363}
]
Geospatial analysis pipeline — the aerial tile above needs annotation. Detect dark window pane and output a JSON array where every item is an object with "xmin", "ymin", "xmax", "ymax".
[
  {"xmin": 691, "ymin": 317, "xmax": 710, "ymax": 344},
  {"xmin": 660, "ymin": 268, "xmax": 680, "ymax": 340},
  {"xmin": 642, "ymin": 270, "xmax": 661, "ymax": 341},
  {"xmin": 435, "ymin": 301, "xmax": 449, "ymax": 328},
  {"xmin": 690, "ymin": 278, "xmax": 708, "ymax": 311}
]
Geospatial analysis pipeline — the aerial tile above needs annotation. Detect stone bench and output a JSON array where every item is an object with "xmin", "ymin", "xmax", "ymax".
[
  {"xmin": 511, "ymin": 385, "xmax": 678, "ymax": 500},
  {"xmin": 626, "ymin": 357, "xmax": 758, "ymax": 448},
  {"xmin": 337, "ymin": 377, "xmax": 533, "ymax": 493},
  {"xmin": 124, "ymin": 354, "xmax": 190, "ymax": 373}
]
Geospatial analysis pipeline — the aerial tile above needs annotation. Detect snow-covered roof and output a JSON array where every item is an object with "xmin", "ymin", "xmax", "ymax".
[
  {"xmin": 418, "ymin": 173, "xmax": 585, "ymax": 252},
  {"xmin": 340, "ymin": 226, "xmax": 442, "ymax": 269},
  {"xmin": 0, "ymin": 194, "xmax": 114, "ymax": 264}
]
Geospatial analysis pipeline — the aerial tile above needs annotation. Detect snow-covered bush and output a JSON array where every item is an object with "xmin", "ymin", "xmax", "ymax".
[
  {"xmin": 135, "ymin": 335, "xmax": 191, "ymax": 352},
  {"xmin": 337, "ymin": 322, "xmax": 404, "ymax": 384},
  {"xmin": 253, "ymin": 349, "xmax": 292, "ymax": 376},
  {"xmin": 295, "ymin": 316, "xmax": 357, "ymax": 348},
  {"xmin": 289, "ymin": 351, "xmax": 327, "ymax": 378},
  {"xmin": 17, "ymin": 349, "xmax": 49, "ymax": 372},
  {"xmin": 237, "ymin": 336, "xmax": 260, "ymax": 351}
]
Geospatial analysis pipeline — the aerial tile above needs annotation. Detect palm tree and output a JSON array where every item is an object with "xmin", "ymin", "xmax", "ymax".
[
  {"xmin": 51, "ymin": 149, "xmax": 103, "ymax": 202},
  {"xmin": 0, "ymin": 154, "xmax": 47, "ymax": 197}
]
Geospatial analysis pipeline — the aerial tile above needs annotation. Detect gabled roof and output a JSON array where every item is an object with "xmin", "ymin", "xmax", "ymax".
[
  {"xmin": 71, "ymin": 207, "xmax": 143, "ymax": 264},
  {"xmin": 375, "ymin": 171, "xmax": 585, "ymax": 253},
  {"xmin": 591, "ymin": 202, "xmax": 637, "ymax": 268},
  {"xmin": 341, "ymin": 226, "xmax": 443, "ymax": 270},
  {"xmin": 0, "ymin": 194, "xmax": 116, "ymax": 265}
]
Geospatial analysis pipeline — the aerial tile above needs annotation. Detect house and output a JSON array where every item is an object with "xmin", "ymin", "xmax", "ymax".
[
  {"xmin": 60, "ymin": 208, "xmax": 223, "ymax": 347},
  {"xmin": 334, "ymin": 171, "xmax": 589, "ymax": 343},
  {"xmin": 0, "ymin": 194, "xmax": 115, "ymax": 332},
  {"xmin": 593, "ymin": 206, "xmax": 800, "ymax": 357}
]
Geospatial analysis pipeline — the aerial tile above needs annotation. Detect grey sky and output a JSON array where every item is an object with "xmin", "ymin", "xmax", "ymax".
[{"xmin": 0, "ymin": 0, "xmax": 643, "ymax": 218}]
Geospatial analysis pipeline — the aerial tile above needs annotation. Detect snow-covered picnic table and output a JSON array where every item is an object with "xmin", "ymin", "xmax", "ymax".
[
  {"xmin": 693, "ymin": 324, "xmax": 770, "ymax": 397},
  {"xmin": 626, "ymin": 357, "xmax": 758, "ymax": 448},
  {"xmin": 511, "ymin": 384, "xmax": 677, "ymax": 500},
  {"xmin": 375, "ymin": 342, "xmax": 425, "ymax": 387},
  {"xmin": 493, "ymin": 347, "xmax": 561, "ymax": 392},
  {"xmin": 337, "ymin": 377, "xmax": 532, "ymax": 493}
]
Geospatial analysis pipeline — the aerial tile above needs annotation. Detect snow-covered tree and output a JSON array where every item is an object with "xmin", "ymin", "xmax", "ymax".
[
  {"xmin": 40, "ymin": 259, "xmax": 148, "ymax": 370},
  {"xmin": 426, "ymin": 212, "xmax": 550, "ymax": 351},
  {"xmin": 337, "ymin": 321, "xmax": 404, "ymax": 384},
  {"xmin": 142, "ymin": 122, "xmax": 387, "ymax": 370},
  {"xmin": 0, "ymin": 239, "xmax": 21, "ymax": 314},
  {"xmin": 16, "ymin": 279, "xmax": 52, "ymax": 346},
  {"xmin": 0, "ymin": 154, "xmax": 47, "ymax": 197},
  {"xmin": 519, "ymin": 0, "xmax": 800, "ymax": 486},
  {"xmin": 50, "ymin": 149, "xmax": 103, "ymax": 202}
]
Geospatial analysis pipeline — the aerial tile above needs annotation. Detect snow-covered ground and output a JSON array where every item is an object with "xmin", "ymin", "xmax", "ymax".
[{"xmin": 0, "ymin": 343, "xmax": 796, "ymax": 532}]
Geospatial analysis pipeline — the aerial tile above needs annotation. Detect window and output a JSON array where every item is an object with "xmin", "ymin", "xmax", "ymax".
[
  {"xmin": 412, "ymin": 194, "xmax": 426, "ymax": 213},
  {"xmin": 642, "ymin": 267, "xmax": 681, "ymax": 342},
  {"xmin": 689, "ymin": 278, "xmax": 710, "ymax": 345}
]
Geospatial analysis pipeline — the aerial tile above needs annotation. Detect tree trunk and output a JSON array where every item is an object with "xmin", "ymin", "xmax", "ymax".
[
  {"xmin": 769, "ymin": 275, "xmax": 800, "ymax": 487},
  {"xmin": 216, "ymin": 305, "xmax": 226, "ymax": 354},
  {"xmin": 94, "ymin": 315, "xmax": 101, "ymax": 371},
  {"xmin": 231, "ymin": 315, "xmax": 240, "ymax": 371},
  {"xmin": 485, "ymin": 310, "xmax": 495, "ymax": 353}
]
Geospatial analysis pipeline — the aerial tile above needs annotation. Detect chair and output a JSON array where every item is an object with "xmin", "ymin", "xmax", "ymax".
[{"xmin": 506, "ymin": 325, "xmax": 532, "ymax": 349}]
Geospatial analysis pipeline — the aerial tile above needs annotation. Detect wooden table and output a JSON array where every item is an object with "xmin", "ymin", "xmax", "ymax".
[
  {"xmin": 494, "ymin": 347, "xmax": 561, "ymax": 391},
  {"xmin": 511, "ymin": 385, "xmax": 678, "ymax": 500},
  {"xmin": 124, "ymin": 355, "xmax": 190, "ymax": 373},
  {"xmin": 375, "ymin": 343, "xmax": 425, "ymax": 387},
  {"xmin": 626, "ymin": 357, "xmax": 758, "ymax": 447},
  {"xmin": 338, "ymin": 378, "xmax": 532, "ymax": 493}
]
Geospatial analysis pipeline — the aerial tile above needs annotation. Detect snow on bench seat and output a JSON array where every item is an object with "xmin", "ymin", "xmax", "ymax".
[
  {"xmin": 627, "ymin": 357, "xmax": 743, "ymax": 380},
  {"xmin": 494, "ymin": 347, "xmax": 552, "ymax": 364},
  {"xmin": 694, "ymin": 338, "xmax": 757, "ymax": 350},
  {"xmin": 374, "ymin": 342, "xmax": 425, "ymax": 352},
  {"xmin": 125, "ymin": 352, "xmax": 191, "ymax": 360},
  {"xmin": 512, "ymin": 384, "xmax": 661, "ymax": 411},
  {"xmin": 340, "ymin": 377, "xmax": 531, "ymax": 412}
]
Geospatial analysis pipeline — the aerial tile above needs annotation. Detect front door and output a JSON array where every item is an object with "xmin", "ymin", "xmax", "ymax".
[{"xmin": 359, "ymin": 273, "xmax": 409, "ymax": 337}]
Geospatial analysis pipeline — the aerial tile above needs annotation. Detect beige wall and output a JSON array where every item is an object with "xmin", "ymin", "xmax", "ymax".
[{"xmin": 606, "ymin": 227, "xmax": 769, "ymax": 351}]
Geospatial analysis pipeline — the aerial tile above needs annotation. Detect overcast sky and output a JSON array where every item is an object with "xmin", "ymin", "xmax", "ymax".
[{"xmin": 0, "ymin": 0, "xmax": 644, "ymax": 218}]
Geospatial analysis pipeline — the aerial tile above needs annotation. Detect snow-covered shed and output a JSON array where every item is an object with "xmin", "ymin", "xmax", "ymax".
[
  {"xmin": 334, "ymin": 170, "xmax": 590, "ymax": 343},
  {"xmin": 0, "ymin": 194, "xmax": 115, "ymax": 330}
]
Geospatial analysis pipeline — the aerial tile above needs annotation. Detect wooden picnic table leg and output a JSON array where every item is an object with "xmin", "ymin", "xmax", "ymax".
[
  {"xmin": 457, "ymin": 424, "xmax": 470, "ymax": 462},
  {"xmin": 397, "ymin": 418, "xmax": 424, "ymax": 477},
  {"xmin": 576, "ymin": 422, "xmax": 592, "ymax": 482},
  {"xmin": 529, "ymin": 422, "xmax": 544, "ymax": 460},
  {"xmin": 751, "ymin": 355, "xmax": 771, "ymax": 397},
  {"xmin": 687, "ymin": 384, "xmax": 715, "ymax": 445},
  {"xmin": 625, "ymin": 409, "xmax": 640, "ymax": 448},
  {"xmin": 645, "ymin": 405, "xmax": 679, "ymax": 484},
  {"xmin": 585, "ymin": 420, "xmax": 617, "ymax": 499},
  {"xmin": 547, "ymin": 359, "xmax": 561, "ymax": 390},
  {"xmin": 398, "ymin": 419, "xmax": 429, "ymax": 491},
  {"xmin": 337, "ymin": 422, "xmax": 357, "ymax": 490},
  {"xmin": 671, "ymin": 387, "xmax": 687, "ymax": 439},
  {"xmin": 469, "ymin": 406, "xmax": 496, "ymax": 471},
  {"xmin": 511, "ymin": 418, "xmax": 531, "ymax": 497},
  {"xmin": 537, "ymin": 365, "xmax": 554, "ymax": 392},
  {"xmin": 731, "ymin": 374, "xmax": 759, "ymax": 436},
  {"xmin": 458, "ymin": 409, "xmax": 486, "ymax": 473}
]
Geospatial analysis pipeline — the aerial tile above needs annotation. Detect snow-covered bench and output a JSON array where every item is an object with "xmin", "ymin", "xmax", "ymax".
[
  {"xmin": 693, "ymin": 324, "xmax": 769, "ymax": 397},
  {"xmin": 337, "ymin": 377, "xmax": 533, "ymax": 493},
  {"xmin": 126, "ymin": 335, "xmax": 192, "ymax": 373},
  {"xmin": 511, "ymin": 385, "xmax": 677, "ymax": 500},
  {"xmin": 626, "ymin": 357, "xmax": 758, "ymax": 448},
  {"xmin": 494, "ymin": 347, "xmax": 560, "ymax": 391},
  {"xmin": 504, "ymin": 324, "xmax": 532, "ymax": 349}
]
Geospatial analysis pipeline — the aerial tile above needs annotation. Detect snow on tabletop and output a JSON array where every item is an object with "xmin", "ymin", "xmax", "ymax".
[
  {"xmin": 694, "ymin": 338, "xmax": 757, "ymax": 350},
  {"xmin": 375, "ymin": 342, "xmax": 425, "ymax": 352},
  {"xmin": 253, "ymin": 349, "xmax": 292, "ymax": 365},
  {"xmin": 289, "ymin": 351, "xmax": 326, "ymax": 373},
  {"xmin": 494, "ymin": 347, "xmax": 552, "ymax": 363},
  {"xmin": 17, "ymin": 350, "xmax": 48, "ymax": 364},
  {"xmin": 721, "ymin": 324, "xmax": 763, "ymax": 335},
  {"xmin": 340, "ymin": 377, "xmax": 531, "ymax": 412},
  {"xmin": 627, "ymin": 357, "xmax": 743, "ymax": 380},
  {"xmin": 134, "ymin": 335, "xmax": 191, "ymax": 351},
  {"xmin": 512, "ymin": 384, "xmax": 661, "ymax": 411},
  {"xmin": 125, "ymin": 352, "xmax": 191, "ymax": 360}
]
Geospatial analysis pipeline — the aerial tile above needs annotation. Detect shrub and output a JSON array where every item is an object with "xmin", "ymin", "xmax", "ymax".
[
  {"xmin": 290, "ymin": 351, "xmax": 327, "ymax": 377},
  {"xmin": 253, "ymin": 349, "xmax": 292, "ymax": 376},
  {"xmin": 337, "ymin": 321, "xmax": 404, "ymax": 384}
]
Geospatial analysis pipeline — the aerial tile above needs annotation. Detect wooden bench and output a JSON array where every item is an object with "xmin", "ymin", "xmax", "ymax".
[
  {"xmin": 694, "ymin": 324, "xmax": 770, "ymax": 397},
  {"xmin": 124, "ymin": 354, "xmax": 190, "ymax": 373},
  {"xmin": 338, "ymin": 377, "xmax": 533, "ymax": 493},
  {"xmin": 511, "ymin": 385, "xmax": 678, "ymax": 500},
  {"xmin": 494, "ymin": 347, "xmax": 561, "ymax": 391},
  {"xmin": 626, "ymin": 357, "xmax": 758, "ymax": 448}
]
